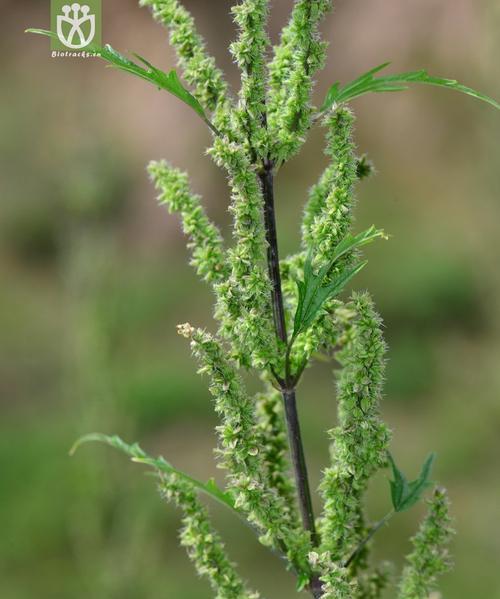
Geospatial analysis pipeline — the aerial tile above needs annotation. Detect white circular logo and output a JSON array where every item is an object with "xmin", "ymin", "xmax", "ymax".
[{"xmin": 56, "ymin": 3, "xmax": 96, "ymax": 49}]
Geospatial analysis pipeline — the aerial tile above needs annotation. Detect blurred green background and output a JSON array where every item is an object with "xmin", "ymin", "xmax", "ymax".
[{"xmin": 1, "ymin": 0, "xmax": 499, "ymax": 597}]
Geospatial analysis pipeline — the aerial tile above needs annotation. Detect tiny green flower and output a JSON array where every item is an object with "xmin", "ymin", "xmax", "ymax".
[
  {"xmin": 398, "ymin": 488, "xmax": 454, "ymax": 599},
  {"xmin": 149, "ymin": 161, "xmax": 228, "ymax": 283},
  {"xmin": 319, "ymin": 293, "xmax": 391, "ymax": 561}
]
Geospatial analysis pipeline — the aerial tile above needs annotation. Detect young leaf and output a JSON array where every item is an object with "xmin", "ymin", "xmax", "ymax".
[
  {"xmin": 296, "ymin": 572, "xmax": 311, "ymax": 592},
  {"xmin": 402, "ymin": 453, "xmax": 436, "ymax": 511},
  {"xmin": 388, "ymin": 453, "xmax": 409, "ymax": 511},
  {"xmin": 293, "ymin": 256, "xmax": 366, "ymax": 340},
  {"xmin": 330, "ymin": 225, "xmax": 388, "ymax": 264},
  {"xmin": 292, "ymin": 226, "xmax": 386, "ymax": 339},
  {"xmin": 320, "ymin": 63, "xmax": 500, "ymax": 112},
  {"xmin": 70, "ymin": 433, "xmax": 236, "ymax": 511},
  {"xmin": 25, "ymin": 29, "xmax": 217, "ymax": 132},
  {"xmin": 388, "ymin": 452, "xmax": 436, "ymax": 513}
]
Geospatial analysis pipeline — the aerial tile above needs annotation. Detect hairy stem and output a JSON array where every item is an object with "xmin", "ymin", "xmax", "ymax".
[{"xmin": 259, "ymin": 161, "xmax": 321, "ymax": 596}]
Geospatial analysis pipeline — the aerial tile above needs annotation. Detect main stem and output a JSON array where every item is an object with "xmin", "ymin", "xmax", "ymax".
[{"xmin": 259, "ymin": 159, "xmax": 319, "ymax": 548}]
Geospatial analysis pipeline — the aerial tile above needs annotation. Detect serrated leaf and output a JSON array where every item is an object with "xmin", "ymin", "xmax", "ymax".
[
  {"xmin": 330, "ymin": 225, "xmax": 388, "ymax": 264},
  {"xmin": 25, "ymin": 29, "xmax": 214, "ymax": 129},
  {"xmin": 388, "ymin": 453, "xmax": 409, "ymax": 510},
  {"xmin": 301, "ymin": 261, "xmax": 367, "ymax": 334},
  {"xmin": 292, "ymin": 226, "xmax": 386, "ymax": 339},
  {"xmin": 70, "ymin": 433, "xmax": 235, "ymax": 511},
  {"xmin": 388, "ymin": 452, "xmax": 436, "ymax": 512},
  {"xmin": 321, "ymin": 62, "xmax": 500, "ymax": 111},
  {"xmin": 398, "ymin": 452, "xmax": 435, "ymax": 511}
]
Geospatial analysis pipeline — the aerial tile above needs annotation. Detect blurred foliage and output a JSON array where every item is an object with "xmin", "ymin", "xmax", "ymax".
[{"xmin": 1, "ymin": 1, "xmax": 500, "ymax": 598}]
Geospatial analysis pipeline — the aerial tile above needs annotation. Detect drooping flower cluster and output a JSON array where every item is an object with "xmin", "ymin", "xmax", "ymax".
[
  {"xmin": 209, "ymin": 137, "xmax": 276, "ymax": 370},
  {"xmin": 310, "ymin": 552, "xmax": 355, "ymax": 599},
  {"xmin": 148, "ymin": 161, "xmax": 228, "ymax": 283},
  {"xmin": 230, "ymin": 0, "xmax": 270, "ymax": 158},
  {"xmin": 267, "ymin": 0, "xmax": 333, "ymax": 162},
  {"xmin": 319, "ymin": 293, "xmax": 391, "ymax": 562},
  {"xmin": 159, "ymin": 471, "xmax": 261, "ymax": 599},
  {"xmin": 177, "ymin": 324, "xmax": 311, "ymax": 574},
  {"xmin": 398, "ymin": 488, "xmax": 454, "ymax": 598},
  {"xmin": 302, "ymin": 108, "xmax": 358, "ymax": 264}
]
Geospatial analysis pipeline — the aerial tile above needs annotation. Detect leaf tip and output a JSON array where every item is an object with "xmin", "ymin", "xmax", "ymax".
[{"xmin": 69, "ymin": 432, "xmax": 107, "ymax": 457}]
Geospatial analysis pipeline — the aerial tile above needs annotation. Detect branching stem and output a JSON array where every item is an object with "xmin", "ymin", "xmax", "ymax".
[{"xmin": 259, "ymin": 160, "xmax": 321, "ymax": 596}]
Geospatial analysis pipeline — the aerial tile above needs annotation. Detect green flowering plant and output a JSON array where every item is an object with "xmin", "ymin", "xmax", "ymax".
[{"xmin": 29, "ymin": 1, "xmax": 499, "ymax": 597}]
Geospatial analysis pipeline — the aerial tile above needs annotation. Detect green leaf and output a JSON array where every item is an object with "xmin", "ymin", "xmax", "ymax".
[
  {"xmin": 293, "ymin": 226, "xmax": 386, "ymax": 339},
  {"xmin": 296, "ymin": 572, "xmax": 311, "ymax": 592},
  {"xmin": 388, "ymin": 453, "xmax": 409, "ymax": 510},
  {"xmin": 388, "ymin": 452, "xmax": 436, "ymax": 512},
  {"xmin": 321, "ymin": 63, "xmax": 500, "ymax": 111},
  {"xmin": 330, "ymin": 225, "xmax": 388, "ymax": 264},
  {"xmin": 321, "ymin": 81, "xmax": 341, "ymax": 114},
  {"xmin": 293, "ymin": 259, "xmax": 366, "ymax": 339},
  {"xmin": 70, "ymin": 433, "xmax": 235, "ymax": 511},
  {"xmin": 25, "ymin": 29, "xmax": 216, "ymax": 130}
]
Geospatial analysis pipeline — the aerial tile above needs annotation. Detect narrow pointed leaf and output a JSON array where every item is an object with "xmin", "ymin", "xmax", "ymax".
[
  {"xmin": 293, "ymin": 226, "xmax": 386, "ymax": 338},
  {"xmin": 70, "ymin": 433, "xmax": 235, "ymax": 510},
  {"xmin": 388, "ymin": 452, "xmax": 436, "ymax": 512},
  {"xmin": 399, "ymin": 452, "xmax": 436, "ymax": 511},
  {"xmin": 321, "ymin": 63, "xmax": 500, "ymax": 111},
  {"xmin": 299, "ymin": 261, "xmax": 367, "ymax": 334},
  {"xmin": 328, "ymin": 61, "xmax": 392, "ymax": 107},
  {"xmin": 293, "ymin": 259, "xmax": 367, "ymax": 338},
  {"xmin": 331, "ymin": 225, "xmax": 387, "ymax": 264},
  {"xmin": 320, "ymin": 82, "xmax": 341, "ymax": 114},
  {"xmin": 322, "ymin": 261, "xmax": 367, "ymax": 297},
  {"xmin": 388, "ymin": 453, "xmax": 409, "ymax": 511},
  {"xmin": 25, "ymin": 29, "xmax": 211, "ymax": 124},
  {"xmin": 294, "ymin": 278, "xmax": 307, "ymax": 336}
]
